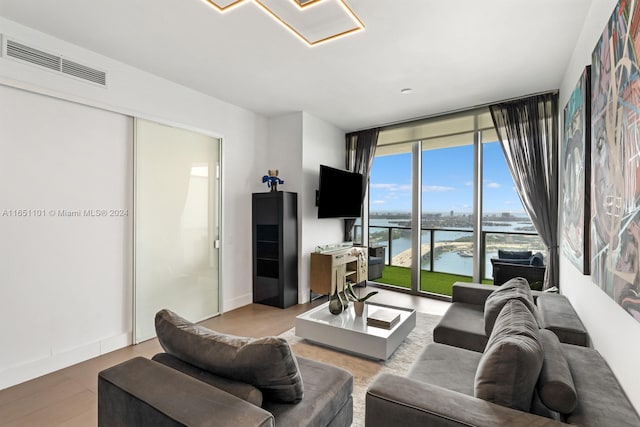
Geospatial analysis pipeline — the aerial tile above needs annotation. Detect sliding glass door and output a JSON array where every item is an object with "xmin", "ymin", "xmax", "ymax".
[{"xmin": 134, "ymin": 118, "xmax": 221, "ymax": 343}]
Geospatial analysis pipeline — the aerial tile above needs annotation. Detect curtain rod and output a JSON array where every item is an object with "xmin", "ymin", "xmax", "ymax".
[{"xmin": 346, "ymin": 89, "xmax": 559, "ymax": 136}]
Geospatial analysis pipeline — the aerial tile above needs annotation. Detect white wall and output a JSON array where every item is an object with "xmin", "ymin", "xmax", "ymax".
[
  {"xmin": 263, "ymin": 113, "xmax": 304, "ymax": 195},
  {"xmin": 0, "ymin": 16, "xmax": 267, "ymax": 388},
  {"xmin": 262, "ymin": 112, "xmax": 345, "ymax": 303},
  {"xmin": 300, "ymin": 112, "xmax": 346, "ymax": 302},
  {"xmin": 0, "ymin": 85, "xmax": 132, "ymax": 389},
  {"xmin": 558, "ymin": 0, "xmax": 640, "ymax": 412},
  {"xmin": 263, "ymin": 113, "xmax": 305, "ymax": 302}
]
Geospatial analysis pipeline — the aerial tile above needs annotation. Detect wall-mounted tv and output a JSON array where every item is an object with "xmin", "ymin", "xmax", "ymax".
[{"xmin": 317, "ymin": 165, "xmax": 363, "ymax": 218}]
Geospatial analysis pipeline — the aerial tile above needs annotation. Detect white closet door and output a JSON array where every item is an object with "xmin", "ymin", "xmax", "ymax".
[
  {"xmin": 134, "ymin": 118, "xmax": 220, "ymax": 343},
  {"xmin": 0, "ymin": 85, "xmax": 132, "ymax": 387}
]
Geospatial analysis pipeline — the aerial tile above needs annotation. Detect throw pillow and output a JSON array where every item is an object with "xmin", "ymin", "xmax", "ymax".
[
  {"xmin": 475, "ymin": 299, "xmax": 544, "ymax": 411},
  {"xmin": 155, "ymin": 309, "xmax": 304, "ymax": 403},
  {"xmin": 530, "ymin": 252, "xmax": 545, "ymax": 266},
  {"xmin": 484, "ymin": 277, "xmax": 540, "ymax": 336},
  {"xmin": 498, "ymin": 250, "xmax": 532, "ymax": 260},
  {"xmin": 151, "ymin": 353, "xmax": 264, "ymax": 407},
  {"xmin": 536, "ymin": 329, "xmax": 578, "ymax": 413}
]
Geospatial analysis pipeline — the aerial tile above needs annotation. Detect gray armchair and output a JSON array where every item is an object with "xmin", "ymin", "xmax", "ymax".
[
  {"xmin": 98, "ymin": 309, "xmax": 354, "ymax": 427},
  {"xmin": 491, "ymin": 250, "xmax": 545, "ymax": 290},
  {"xmin": 368, "ymin": 246, "xmax": 385, "ymax": 281}
]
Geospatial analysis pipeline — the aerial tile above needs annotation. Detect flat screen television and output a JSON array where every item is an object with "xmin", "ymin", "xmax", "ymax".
[{"xmin": 317, "ymin": 165, "xmax": 363, "ymax": 218}]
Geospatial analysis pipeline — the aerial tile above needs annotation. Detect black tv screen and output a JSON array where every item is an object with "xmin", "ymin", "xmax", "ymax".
[{"xmin": 317, "ymin": 165, "xmax": 363, "ymax": 218}]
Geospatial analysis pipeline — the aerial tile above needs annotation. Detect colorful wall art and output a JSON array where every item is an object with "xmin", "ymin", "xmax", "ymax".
[
  {"xmin": 562, "ymin": 66, "xmax": 591, "ymax": 275},
  {"xmin": 591, "ymin": 0, "xmax": 640, "ymax": 321}
]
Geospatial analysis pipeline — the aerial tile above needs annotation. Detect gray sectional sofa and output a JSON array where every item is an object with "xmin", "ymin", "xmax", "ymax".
[
  {"xmin": 434, "ymin": 281, "xmax": 588, "ymax": 352},
  {"xmin": 98, "ymin": 309, "xmax": 353, "ymax": 427},
  {"xmin": 365, "ymin": 279, "xmax": 640, "ymax": 426}
]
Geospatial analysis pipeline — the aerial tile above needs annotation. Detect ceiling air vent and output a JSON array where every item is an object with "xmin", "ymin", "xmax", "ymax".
[
  {"xmin": 61, "ymin": 58, "xmax": 106, "ymax": 86},
  {"xmin": 6, "ymin": 39, "xmax": 61, "ymax": 71},
  {"xmin": 2, "ymin": 36, "xmax": 107, "ymax": 87}
]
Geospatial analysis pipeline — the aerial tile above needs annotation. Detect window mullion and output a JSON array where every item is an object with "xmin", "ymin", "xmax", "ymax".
[
  {"xmin": 473, "ymin": 130, "xmax": 483, "ymax": 282},
  {"xmin": 411, "ymin": 141, "xmax": 422, "ymax": 292}
]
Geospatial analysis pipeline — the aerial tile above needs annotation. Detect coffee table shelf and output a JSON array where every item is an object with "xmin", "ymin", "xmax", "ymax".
[{"xmin": 295, "ymin": 301, "xmax": 416, "ymax": 360}]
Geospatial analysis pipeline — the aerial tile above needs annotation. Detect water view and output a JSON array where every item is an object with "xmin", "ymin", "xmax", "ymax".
[
  {"xmin": 364, "ymin": 141, "xmax": 546, "ymax": 281},
  {"xmin": 362, "ymin": 211, "xmax": 544, "ymax": 279}
]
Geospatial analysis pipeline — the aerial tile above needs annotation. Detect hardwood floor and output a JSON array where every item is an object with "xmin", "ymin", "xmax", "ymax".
[{"xmin": 0, "ymin": 287, "xmax": 449, "ymax": 426}]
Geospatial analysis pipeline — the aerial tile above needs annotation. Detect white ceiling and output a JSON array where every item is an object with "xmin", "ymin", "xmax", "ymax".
[{"xmin": 0, "ymin": 0, "xmax": 592, "ymax": 131}]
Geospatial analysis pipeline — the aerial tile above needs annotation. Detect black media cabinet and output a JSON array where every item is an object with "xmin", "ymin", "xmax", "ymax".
[{"xmin": 252, "ymin": 191, "xmax": 298, "ymax": 308}]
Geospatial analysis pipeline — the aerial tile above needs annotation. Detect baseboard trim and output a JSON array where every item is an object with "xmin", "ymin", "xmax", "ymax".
[
  {"xmin": 224, "ymin": 292, "xmax": 252, "ymax": 312},
  {"xmin": 0, "ymin": 332, "xmax": 132, "ymax": 390}
]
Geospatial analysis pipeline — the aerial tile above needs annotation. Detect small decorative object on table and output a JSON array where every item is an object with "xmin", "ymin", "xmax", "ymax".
[
  {"xmin": 328, "ymin": 283, "xmax": 346, "ymax": 315},
  {"xmin": 340, "ymin": 286, "xmax": 350, "ymax": 309},
  {"xmin": 367, "ymin": 307, "xmax": 400, "ymax": 329},
  {"xmin": 346, "ymin": 281, "xmax": 378, "ymax": 317},
  {"xmin": 262, "ymin": 169, "xmax": 284, "ymax": 192}
]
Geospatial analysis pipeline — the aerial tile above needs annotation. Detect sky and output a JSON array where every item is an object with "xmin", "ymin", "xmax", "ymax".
[{"xmin": 369, "ymin": 141, "xmax": 525, "ymax": 214}]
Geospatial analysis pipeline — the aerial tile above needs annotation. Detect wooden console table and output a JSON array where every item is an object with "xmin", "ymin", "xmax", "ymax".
[{"xmin": 310, "ymin": 247, "xmax": 368, "ymax": 295}]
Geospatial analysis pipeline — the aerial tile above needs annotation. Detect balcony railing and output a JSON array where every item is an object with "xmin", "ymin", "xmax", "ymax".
[{"xmin": 355, "ymin": 224, "xmax": 545, "ymax": 280}]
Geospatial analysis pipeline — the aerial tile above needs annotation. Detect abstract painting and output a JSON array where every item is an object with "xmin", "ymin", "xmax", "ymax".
[
  {"xmin": 591, "ymin": 0, "xmax": 640, "ymax": 321},
  {"xmin": 562, "ymin": 66, "xmax": 591, "ymax": 275}
]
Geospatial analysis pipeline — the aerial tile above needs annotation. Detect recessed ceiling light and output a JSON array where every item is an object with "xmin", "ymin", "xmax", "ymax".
[{"xmin": 401, "ymin": 88, "xmax": 413, "ymax": 94}]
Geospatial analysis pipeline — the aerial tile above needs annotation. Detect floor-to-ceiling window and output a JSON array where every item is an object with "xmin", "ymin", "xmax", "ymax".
[
  {"xmin": 481, "ymin": 141, "xmax": 546, "ymax": 280},
  {"xmin": 368, "ymin": 142, "xmax": 413, "ymax": 285},
  {"xmin": 421, "ymin": 139, "xmax": 474, "ymax": 294},
  {"xmin": 364, "ymin": 107, "xmax": 544, "ymax": 296}
]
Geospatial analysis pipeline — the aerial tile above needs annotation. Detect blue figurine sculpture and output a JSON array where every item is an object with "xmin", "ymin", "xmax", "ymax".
[{"xmin": 262, "ymin": 169, "xmax": 284, "ymax": 192}]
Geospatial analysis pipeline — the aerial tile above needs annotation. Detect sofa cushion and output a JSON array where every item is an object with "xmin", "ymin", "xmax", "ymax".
[
  {"xmin": 537, "ymin": 294, "xmax": 588, "ymax": 346},
  {"xmin": 475, "ymin": 299, "xmax": 543, "ymax": 411},
  {"xmin": 155, "ymin": 309, "xmax": 303, "ymax": 403},
  {"xmin": 536, "ymin": 330, "xmax": 577, "ymax": 414},
  {"xmin": 263, "ymin": 356, "xmax": 353, "ymax": 427},
  {"xmin": 433, "ymin": 302, "xmax": 488, "ymax": 352},
  {"xmin": 484, "ymin": 277, "xmax": 539, "ymax": 336},
  {"xmin": 498, "ymin": 250, "xmax": 532, "ymax": 259},
  {"xmin": 151, "ymin": 352, "xmax": 263, "ymax": 407},
  {"xmin": 409, "ymin": 342, "xmax": 483, "ymax": 396},
  {"xmin": 563, "ymin": 343, "xmax": 640, "ymax": 426}
]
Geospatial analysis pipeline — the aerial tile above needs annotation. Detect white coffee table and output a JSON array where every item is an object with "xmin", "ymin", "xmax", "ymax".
[{"xmin": 295, "ymin": 301, "xmax": 416, "ymax": 360}]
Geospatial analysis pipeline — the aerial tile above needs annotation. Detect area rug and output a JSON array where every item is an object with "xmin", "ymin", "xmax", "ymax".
[{"xmin": 279, "ymin": 312, "xmax": 441, "ymax": 427}]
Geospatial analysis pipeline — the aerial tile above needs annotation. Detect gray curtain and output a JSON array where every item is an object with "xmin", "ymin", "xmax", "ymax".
[
  {"xmin": 344, "ymin": 128, "xmax": 379, "ymax": 242},
  {"xmin": 489, "ymin": 93, "xmax": 559, "ymax": 289}
]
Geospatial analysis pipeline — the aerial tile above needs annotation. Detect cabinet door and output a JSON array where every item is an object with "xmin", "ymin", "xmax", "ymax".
[
  {"xmin": 310, "ymin": 253, "xmax": 332, "ymax": 294},
  {"xmin": 334, "ymin": 263, "xmax": 347, "ymax": 292}
]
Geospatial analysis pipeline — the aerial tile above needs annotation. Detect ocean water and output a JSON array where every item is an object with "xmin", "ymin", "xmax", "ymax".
[
  {"xmin": 371, "ymin": 235, "xmax": 495, "ymax": 277},
  {"xmin": 366, "ymin": 216, "xmax": 540, "ymax": 279}
]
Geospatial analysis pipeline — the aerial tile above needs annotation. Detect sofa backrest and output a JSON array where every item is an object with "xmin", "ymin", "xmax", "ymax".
[
  {"xmin": 498, "ymin": 250, "xmax": 532, "ymax": 260},
  {"xmin": 483, "ymin": 277, "xmax": 540, "ymax": 336},
  {"xmin": 475, "ymin": 299, "xmax": 544, "ymax": 411}
]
